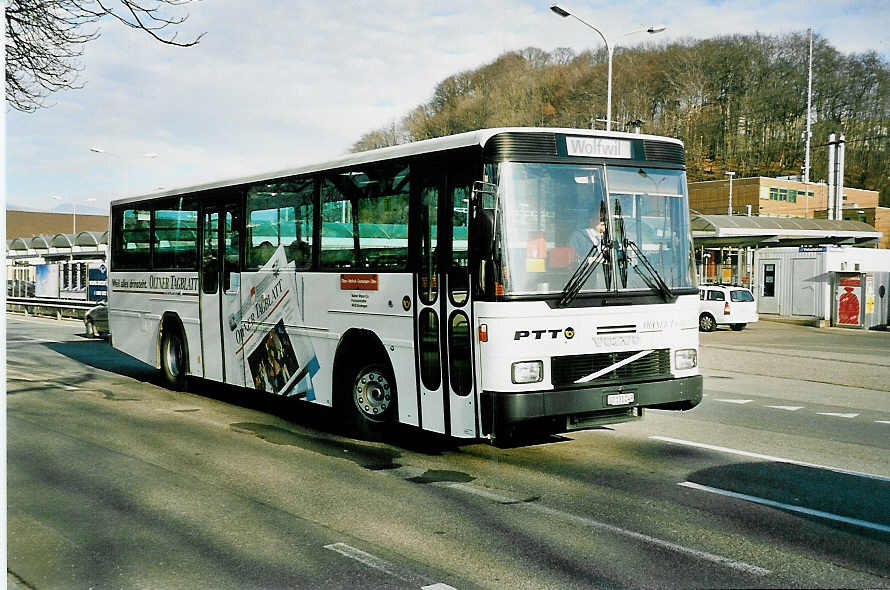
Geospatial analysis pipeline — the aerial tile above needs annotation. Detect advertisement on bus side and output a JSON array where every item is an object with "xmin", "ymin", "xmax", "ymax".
[{"xmin": 229, "ymin": 246, "xmax": 320, "ymax": 399}]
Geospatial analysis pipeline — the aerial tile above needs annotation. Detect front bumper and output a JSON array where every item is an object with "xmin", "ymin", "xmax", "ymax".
[{"xmin": 481, "ymin": 375, "xmax": 703, "ymax": 435}]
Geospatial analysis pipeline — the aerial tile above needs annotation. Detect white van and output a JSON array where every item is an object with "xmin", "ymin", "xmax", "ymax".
[{"xmin": 699, "ymin": 285, "xmax": 758, "ymax": 331}]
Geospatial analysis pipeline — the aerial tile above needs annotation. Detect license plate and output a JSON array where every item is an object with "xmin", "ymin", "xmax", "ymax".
[{"xmin": 607, "ymin": 392, "xmax": 635, "ymax": 406}]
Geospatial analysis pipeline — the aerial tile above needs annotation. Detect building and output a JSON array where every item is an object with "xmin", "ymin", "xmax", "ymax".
[
  {"xmin": 753, "ymin": 246, "xmax": 890, "ymax": 329},
  {"xmin": 688, "ymin": 177, "xmax": 880, "ymax": 220},
  {"xmin": 6, "ymin": 209, "xmax": 109, "ymax": 239}
]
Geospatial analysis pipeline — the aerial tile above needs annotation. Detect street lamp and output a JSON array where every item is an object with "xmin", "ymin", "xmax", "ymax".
[
  {"xmin": 90, "ymin": 147, "xmax": 160, "ymax": 197},
  {"xmin": 52, "ymin": 196, "xmax": 97, "ymax": 234},
  {"xmin": 725, "ymin": 171, "xmax": 735, "ymax": 215},
  {"xmin": 90, "ymin": 147, "xmax": 159, "ymax": 159},
  {"xmin": 550, "ymin": 4, "xmax": 665, "ymax": 131}
]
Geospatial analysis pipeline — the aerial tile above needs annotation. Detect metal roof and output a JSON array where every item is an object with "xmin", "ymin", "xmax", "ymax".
[{"xmin": 691, "ymin": 214, "xmax": 882, "ymax": 247}]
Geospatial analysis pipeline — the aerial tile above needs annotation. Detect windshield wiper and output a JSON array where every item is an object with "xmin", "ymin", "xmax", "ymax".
[
  {"xmin": 557, "ymin": 241, "xmax": 609, "ymax": 307},
  {"xmin": 623, "ymin": 239, "xmax": 676, "ymax": 302}
]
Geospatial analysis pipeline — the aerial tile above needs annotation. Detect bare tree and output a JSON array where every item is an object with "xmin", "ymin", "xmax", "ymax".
[{"xmin": 6, "ymin": 0, "xmax": 205, "ymax": 113}]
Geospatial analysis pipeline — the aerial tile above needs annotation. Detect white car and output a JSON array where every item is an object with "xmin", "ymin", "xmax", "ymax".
[{"xmin": 698, "ymin": 285, "xmax": 758, "ymax": 332}]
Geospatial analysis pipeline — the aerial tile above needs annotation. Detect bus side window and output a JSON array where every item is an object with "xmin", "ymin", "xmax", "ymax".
[{"xmin": 247, "ymin": 178, "xmax": 313, "ymax": 269}]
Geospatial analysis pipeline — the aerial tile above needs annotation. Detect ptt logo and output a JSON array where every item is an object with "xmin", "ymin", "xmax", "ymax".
[{"xmin": 514, "ymin": 327, "xmax": 575, "ymax": 340}]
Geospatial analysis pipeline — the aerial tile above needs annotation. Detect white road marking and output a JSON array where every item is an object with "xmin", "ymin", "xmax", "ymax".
[
  {"xmin": 713, "ymin": 399, "xmax": 753, "ymax": 404},
  {"xmin": 651, "ymin": 436, "xmax": 890, "ymax": 483},
  {"xmin": 765, "ymin": 405, "xmax": 803, "ymax": 411},
  {"xmin": 439, "ymin": 482, "xmax": 769, "ymax": 577},
  {"xmin": 7, "ymin": 376, "xmax": 34, "ymax": 381},
  {"xmin": 679, "ymin": 481, "xmax": 890, "ymax": 534},
  {"xmin": 876, "ymin": 420, "xmax": 890, "ymax": 425},
  {"xmin": 63, "ymin": 385, "xmax": 79, "ymax": 391},
  {"xmin": 817, "ymin": 412, "xmax": 859, "ymax": 419},
  {"xmin": 6, "ymin": 337, "xmax": 63, "ymax": 344},
  {"xmin": 323, "ymin": 542, "xmax": 451, "ymax": 588}
]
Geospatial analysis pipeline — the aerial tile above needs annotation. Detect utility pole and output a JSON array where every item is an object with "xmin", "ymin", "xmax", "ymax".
[{"xmin": 725, "ymin": 171, "xmax": 735, "ymax": 215}]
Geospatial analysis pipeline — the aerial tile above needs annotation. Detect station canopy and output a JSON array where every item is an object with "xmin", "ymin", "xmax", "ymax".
[{"xmin": 690, "ymin": 214, "xmax": 882, "ymax": 248}]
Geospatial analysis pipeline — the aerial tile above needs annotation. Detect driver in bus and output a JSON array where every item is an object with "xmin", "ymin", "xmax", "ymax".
[{"xmin": 569, "ymin": 213, "xmax": 606, "ymax": 261}]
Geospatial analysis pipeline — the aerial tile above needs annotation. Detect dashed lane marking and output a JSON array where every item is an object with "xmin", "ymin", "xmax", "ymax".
[
  {"xmin": 816, "ymin": 412, "xmax": 860, "ymax": 419},
  {"xmin": 713, "ymin": 399, "xmax": 754, "ymax": 404},
  {"xmin": 323, "ymin": 542, "xmax": 455, "ymax": 589},
  {"xmin": 765, "ymin": 405, "xmax": 804, "ymax": 411},
  {"xmin": 651, "ymin": 436, "xmax": 890, "ymax": 483},
  {"xmin": 680, "ymin": 481, "xmax": 890, "ymax": 534}
]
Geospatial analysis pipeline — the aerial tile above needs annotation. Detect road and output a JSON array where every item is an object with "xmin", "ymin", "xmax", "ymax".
[{"xmin": 7, "ymin": 315, "xmax": 890, "ymax": 589}]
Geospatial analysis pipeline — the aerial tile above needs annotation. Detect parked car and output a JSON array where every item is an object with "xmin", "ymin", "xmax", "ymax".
[
  {"xmin": 698, "ymin": 285, "xmax": 758, "ymax": 332},
  {"xmin": 84, "ymin": 301, "xmax": 109, "ymax": 338}
]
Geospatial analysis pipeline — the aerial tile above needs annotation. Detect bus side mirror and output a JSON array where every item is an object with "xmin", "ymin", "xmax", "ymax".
[{"xmin": 472, "ymin": 209, "xmax": 495, "ymax": 260}]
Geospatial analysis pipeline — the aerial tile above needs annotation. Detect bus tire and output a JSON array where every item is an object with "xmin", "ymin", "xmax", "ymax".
[
  {"xmin": 699, "ymin": 313, "xmax": 717, "ymax": 332},
  {"xmin": 160, "ymin": 327, "xmax": 187, "ymax": 391},
  {"xmin": 345, "ymin": 363, "xmax": 397, "ymax": 439}
]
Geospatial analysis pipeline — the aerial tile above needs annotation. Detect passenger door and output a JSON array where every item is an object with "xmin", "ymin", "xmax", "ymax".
[
  {"xmin": 200, "ymin": 196, "xmax": 245, "ymax": 386},
  {"xmin": 413, "ymin": 162, "xmax": 478, "ymax": 438}
]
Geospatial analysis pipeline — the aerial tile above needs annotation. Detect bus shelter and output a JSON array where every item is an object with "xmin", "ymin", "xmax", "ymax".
[{"xmin": 690, "ymin": 214, "xmax": 881, "ymax": 287}]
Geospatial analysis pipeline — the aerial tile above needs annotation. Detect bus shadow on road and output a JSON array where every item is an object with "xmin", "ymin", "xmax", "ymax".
[{"xmin": 43, "ymin": 340, "xmax": 162, "ymax": 385}]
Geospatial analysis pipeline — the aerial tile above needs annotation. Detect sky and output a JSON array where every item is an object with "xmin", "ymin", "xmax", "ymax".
[{"xmin": 6, "ymin": 0, "xmax": 890, "ymax": 214}]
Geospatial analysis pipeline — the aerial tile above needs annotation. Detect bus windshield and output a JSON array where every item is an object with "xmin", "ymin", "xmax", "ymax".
[{"xmin": 495, "ymin": 162, "xmax": 695, "ymax": 296}]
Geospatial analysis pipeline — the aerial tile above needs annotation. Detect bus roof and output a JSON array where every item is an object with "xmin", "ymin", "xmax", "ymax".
[{"xmin": 110, "ymin": 127, "xmax": 683, "ymax": 207}]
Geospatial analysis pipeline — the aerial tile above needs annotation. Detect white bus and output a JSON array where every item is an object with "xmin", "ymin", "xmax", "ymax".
[{"xmin": 108, "ymin": 127, "xmax": 702, "ymax": 440}]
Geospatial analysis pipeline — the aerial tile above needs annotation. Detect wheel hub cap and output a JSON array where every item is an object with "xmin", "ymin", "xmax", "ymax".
[{"xmin": 354, "ymin": 370, "xmax": 391, "ymax": 417}]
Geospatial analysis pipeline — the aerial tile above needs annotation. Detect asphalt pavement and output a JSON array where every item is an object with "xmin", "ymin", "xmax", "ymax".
[{"xmin": 6, "ymin": 313, "xmax": 890, "ymax": 589}]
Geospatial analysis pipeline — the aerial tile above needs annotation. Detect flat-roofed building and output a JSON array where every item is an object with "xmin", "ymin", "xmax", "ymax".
[{"xmin": 688, "ymin": 176, "xmax": 880, "ymax": 219}]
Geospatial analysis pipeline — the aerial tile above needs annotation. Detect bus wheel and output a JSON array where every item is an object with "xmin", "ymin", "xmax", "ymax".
[
  {"xmin": 699, "ymin": 313, "xmax": 717, "ymax": 332},
  {"xmin": 161, "ymin": 328, "xmax": 187, "ymax": 391},
  {"xmin": 348, "ymin": 363, "xmax": 396, "ymax": 436}
]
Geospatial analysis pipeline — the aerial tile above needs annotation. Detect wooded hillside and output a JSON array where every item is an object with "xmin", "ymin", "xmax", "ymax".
[{"xmin": 352, "ymin": 33, "xmax": 890, "ymax": 206}]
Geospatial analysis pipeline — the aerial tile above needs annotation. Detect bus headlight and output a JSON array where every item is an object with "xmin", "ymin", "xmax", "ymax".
[
  {"xmin": 674, "ymin": 349, "xmax": 697, "ymax": 370},
  {"xmin": 511, "ymin": 360, "xmax": 543, "ymax": 384}
]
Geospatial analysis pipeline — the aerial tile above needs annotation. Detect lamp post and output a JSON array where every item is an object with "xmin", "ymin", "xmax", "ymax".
[
  {"xmin": 725, "ymin": 171, "xmax": 735, "ymax": 215},
  {"xmin": 550, "ymin": 4, "xmax": 665, "ymax": 131},
  {"xmin": 52, "ymin": 196, "xmax": 97, "ymax": 234}
]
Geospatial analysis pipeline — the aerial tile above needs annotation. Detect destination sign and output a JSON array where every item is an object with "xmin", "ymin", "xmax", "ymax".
[{"xmin": 566, "ymin": 136, "xmax": 632, "ymax": 159}]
